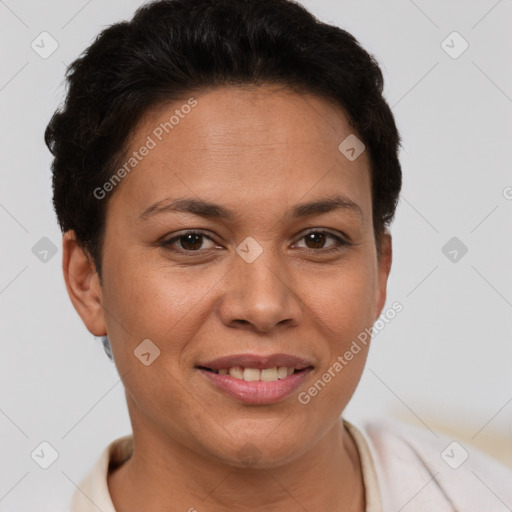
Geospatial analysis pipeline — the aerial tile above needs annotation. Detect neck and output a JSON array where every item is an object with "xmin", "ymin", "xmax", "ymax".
[{"xmin": 108, "ymin": 413, "xmax": 365, "ymax": 512}]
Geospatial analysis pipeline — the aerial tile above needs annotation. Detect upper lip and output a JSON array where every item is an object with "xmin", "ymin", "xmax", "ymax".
[{"xmin": 197, "ymin": 353, "xmax": 313, "ymax": 371}]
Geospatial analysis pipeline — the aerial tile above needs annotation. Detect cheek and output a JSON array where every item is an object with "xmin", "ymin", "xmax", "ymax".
[
  {"xmin": 101, "ymin": 262, "xmax": 215, "ymax": 430},
  {"xmin": 307, "ymin": 258, "xmax": 377, "ymax": 345},
  {"xmin": 297, "ymin": 267, "xmax": 374, "ymax": 418},
  {"xmin": 102, "ymin": 256, "xmax": 223, "ymax": 369},
  {"xmin": 298, "ymin": 257, "xmax": 375, "ymax": 403},
  {"xmin": 104, "ymin": 254, "xmax": 196, "ymax": 330}
]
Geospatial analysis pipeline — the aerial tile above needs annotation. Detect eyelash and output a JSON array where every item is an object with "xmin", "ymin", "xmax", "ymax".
[{"xmin": 160, "ymin": 229, "xmax": 350, "ymax": 255}]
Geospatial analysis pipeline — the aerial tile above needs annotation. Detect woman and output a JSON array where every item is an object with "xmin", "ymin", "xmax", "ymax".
[{"xmin": 45, "ymin": 0, "xmax": 511, "ymax": 510}]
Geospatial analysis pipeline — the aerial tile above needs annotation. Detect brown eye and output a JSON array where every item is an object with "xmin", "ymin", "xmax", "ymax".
[
  {"xmin": 295, "ymin": 230, "xmax": 348, "ymax": 252},
  {"xmin": 177, "ymin": 233, "xmax": 204, "ymax": 251},
  {"xmin": 304, "ymin": 232, "xmax": 328, "ymax": 249},
  {"xmin": 161, "ymin": 230, "xmax": 217, "ymax": 253}
]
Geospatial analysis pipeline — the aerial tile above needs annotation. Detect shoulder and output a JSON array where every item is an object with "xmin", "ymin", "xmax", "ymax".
[
  {"xmin": 354, "ymin": 417, "xmax": 512, "ymax": 512},
  {"xmin": 70, "ymin": 435, "xmax": 133, "ymax": 512}
]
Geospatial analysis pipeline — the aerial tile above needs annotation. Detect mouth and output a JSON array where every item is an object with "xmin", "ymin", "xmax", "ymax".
[{"xmin": 195, "ymin": 353, "xmax": 314, "ymax": 404}]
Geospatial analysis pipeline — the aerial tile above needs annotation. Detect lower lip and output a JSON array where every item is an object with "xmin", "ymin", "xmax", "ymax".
[{"xmin": 198, "ymin": 368, "xmax": 313, "ymax": 405}]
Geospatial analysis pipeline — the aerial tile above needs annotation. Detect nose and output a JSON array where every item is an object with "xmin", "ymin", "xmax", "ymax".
[{"xmin": 219, "ymin": 247, "xmax": 303, "ymax": 334}]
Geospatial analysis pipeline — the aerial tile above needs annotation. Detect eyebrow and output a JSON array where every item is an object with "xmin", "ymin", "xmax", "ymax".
[{"xmin": 138, "ymin": 194, "xmax": 363, "ymax": 223}]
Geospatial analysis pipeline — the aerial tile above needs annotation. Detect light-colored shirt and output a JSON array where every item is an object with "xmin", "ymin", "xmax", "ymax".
[{"xmin": 70, "ymin": 418, "xmax": 512, "ymax": 511}]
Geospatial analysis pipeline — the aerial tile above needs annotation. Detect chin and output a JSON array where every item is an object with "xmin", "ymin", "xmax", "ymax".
[{"xmin": 201, "ymin": 426, "xmax": 311, "ymax": 470}]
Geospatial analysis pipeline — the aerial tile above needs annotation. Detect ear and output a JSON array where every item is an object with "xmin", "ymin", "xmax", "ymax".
[
  {"xmin": 374, "ymin": 232, "xmax": 392, "ymax": 320},
  {"xmin": 62, "ymin": 230, "xmax": 106, "ymax": 336}
]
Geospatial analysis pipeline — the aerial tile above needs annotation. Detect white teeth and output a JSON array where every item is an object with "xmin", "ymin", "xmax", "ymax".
[
  {"xmin": 228, "ymin": 367, "xmax": 244, "ymax": 379},
  {"xmin": 217, "ymin": 366, "xmax": 297, "ymax": 382},
  {"xmin": 277, "ymin": 366, "xmax": 288, "ymax": 379},
  {"xmin": 243, "ymin": 368, "xmax": 261, "ymax": 381},
  {"xmin": 260, "ymin": 367, "xmax": 278, "ymax": 382}
]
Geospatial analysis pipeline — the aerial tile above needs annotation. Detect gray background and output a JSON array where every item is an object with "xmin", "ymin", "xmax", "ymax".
[{"xmin": 1, "ymin": 0, "xmax": 511, "ymax": 510}]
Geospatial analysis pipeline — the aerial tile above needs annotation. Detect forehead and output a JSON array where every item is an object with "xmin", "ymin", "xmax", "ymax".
[
  {"xmin": 139, "ymin": 84, "xmax": 357, "ymax": 156},
  {"xmin": 107, "ymin": 85, "xmax": 372, "ymax": 224}
]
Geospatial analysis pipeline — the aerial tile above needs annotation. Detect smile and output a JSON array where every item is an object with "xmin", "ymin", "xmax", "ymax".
[{"xmin": 198, "ymin": 367, "xmax": 313, "ymax": 404}]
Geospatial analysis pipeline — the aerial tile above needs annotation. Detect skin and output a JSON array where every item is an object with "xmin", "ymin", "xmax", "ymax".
[{"xmin": 63, "ymin": 84, "xmax": 392, "ymax": 512}]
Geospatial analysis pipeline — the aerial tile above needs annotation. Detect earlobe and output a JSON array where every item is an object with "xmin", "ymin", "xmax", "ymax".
[{"xmin": 62, "ymin": 230, "xmax": 106, "ymax": 336}]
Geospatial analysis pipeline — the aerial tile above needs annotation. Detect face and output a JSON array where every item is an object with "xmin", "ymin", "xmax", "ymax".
[{"xmin": 66, "ymin": 84, "xmax": 391, "ymax": 468}]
